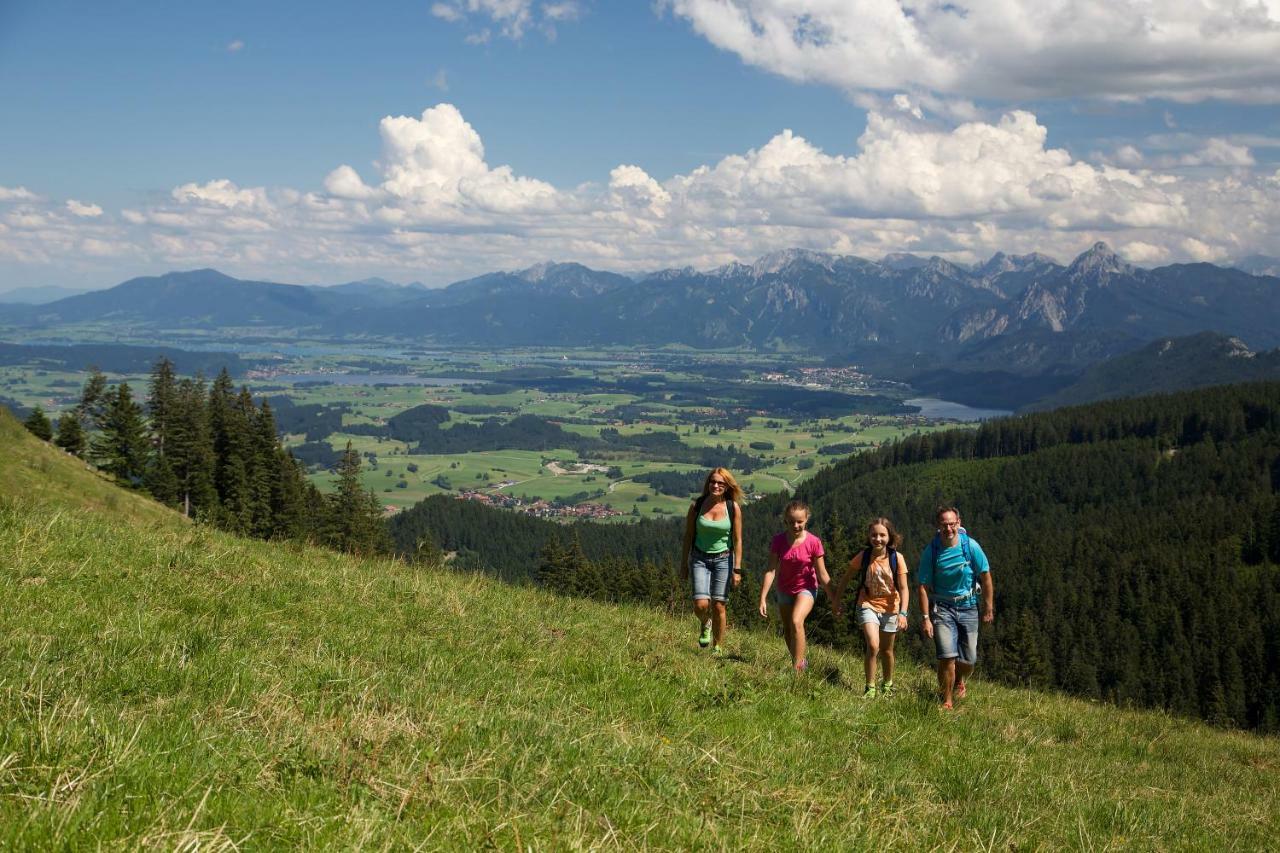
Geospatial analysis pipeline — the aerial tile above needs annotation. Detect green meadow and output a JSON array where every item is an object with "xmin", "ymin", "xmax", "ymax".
[{"xmin": 3, "ymin": 409, "xmax": 1280, "ymax": 848}]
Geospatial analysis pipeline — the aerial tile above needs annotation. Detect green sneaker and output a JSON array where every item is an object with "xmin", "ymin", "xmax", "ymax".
[
  {"xmin": 698, "ymin": 621, "xmax": 712, "ymax": 648},
  {"xmin": 863, "ymin": 684, "xmax": 877, "ymax": 698},
  {"xmin": 881, "ymin": 680, "xmax": 895, "ymax": 697},
  {"xmin": 712, "ymin": 645, "xmax": 724, "ymax": 657}
]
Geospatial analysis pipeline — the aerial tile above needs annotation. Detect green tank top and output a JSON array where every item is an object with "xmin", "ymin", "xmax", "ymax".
[{"xmin": 695, "ymin": 512, "xmax": 731, "ymax": 554}]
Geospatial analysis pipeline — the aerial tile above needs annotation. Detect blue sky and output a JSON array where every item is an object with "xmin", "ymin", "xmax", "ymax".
[{"xmin": 2, "ymin": 0, "xmax": 1279, "ymax": 291}]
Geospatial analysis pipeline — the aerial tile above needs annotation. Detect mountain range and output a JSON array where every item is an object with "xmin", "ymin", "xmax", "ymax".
[{"xmin": 3, "ymin": 244, "xmax": 1278, "ymax": 408}]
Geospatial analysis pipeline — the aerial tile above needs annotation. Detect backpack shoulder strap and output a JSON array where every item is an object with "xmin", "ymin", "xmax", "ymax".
[{"xmin": 727, "ymin": 499, "xmax": 737, "ymax": 554}]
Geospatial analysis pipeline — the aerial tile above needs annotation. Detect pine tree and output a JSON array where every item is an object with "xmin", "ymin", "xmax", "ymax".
[
  {"xmin": 169, "ymin": 377, "xmax": 216, "ymax": 519},
  {"xmin": 77, "ymin": 368, "xmax": 109, "ymax": 430},
  {"xmin": 92, "ymin": 383, "xmax": 148, "ymax": 484},
  {"xmin": 271, "ymin": 449, "xmax": 312, "ymax": 541},
  {"xmin": 54, "ymin": 410, "xmax": 86, "ymax": 457},
  {"xmin": 208, "ymin": 370, "xmax": 252, "ymax": 532},
  {"xmin": 143, "ymin": 358, "xmax": 180, "ymax": 504},
  {"xmin": 324, "ymin": 441, "xmax": 390, "ymax": 556},
  {"xmin": 249, "ymin": 398, "xmax": 279, "ymax": 537},
  {"xmin": 23, "ymin": 405, "xmax": 53, "ymax": 441},
  {"xmin": 536, "ymin": 535, "xmax": 571, "ymax": 591}
]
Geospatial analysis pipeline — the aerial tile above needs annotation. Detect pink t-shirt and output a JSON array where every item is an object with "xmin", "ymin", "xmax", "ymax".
[{"xmin": 770, "ymin": 532, "xmax": 825, "ymax": 594}]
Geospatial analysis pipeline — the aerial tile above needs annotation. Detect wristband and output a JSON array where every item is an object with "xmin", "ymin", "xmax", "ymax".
[{"xmin": 897, "ymin": 611, "xmax": 908, "ymax": 617}]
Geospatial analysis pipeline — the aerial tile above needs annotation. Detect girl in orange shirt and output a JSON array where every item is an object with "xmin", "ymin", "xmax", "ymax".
[{"xmin": 835, "ymin": 517, "xmax": 910, "ymax": 697}]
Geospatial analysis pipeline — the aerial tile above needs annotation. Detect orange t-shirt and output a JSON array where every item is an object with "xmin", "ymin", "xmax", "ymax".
[{"xmin": 853, "ymin": 550, "xmax": 908, "ymax": 614}]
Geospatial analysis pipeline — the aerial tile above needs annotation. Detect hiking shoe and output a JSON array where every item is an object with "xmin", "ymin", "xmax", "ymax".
[
  {"xmin": 955, "ymin": 681, "xmax": 967, "ymax": 700},
  {"xmin": 698, "ymin": 620, "xmax": 712, "ymax": 648},
  {"xmin": 941, "ymin": 700, "xmax": 953, "ymax": 711},
  {"xmin": 881, "ymin": 681, "xmax": 895, "ymax": 697},
  {"xmin": 712, "ymin": 645, "xmax": 724, "ymax": 657},
  {"xmin": 863, "ymin": 684, "xmax": 877, "ymax": 698}
]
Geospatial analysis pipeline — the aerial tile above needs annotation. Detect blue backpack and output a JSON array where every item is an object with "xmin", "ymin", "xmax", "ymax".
[{"xmin": 930, "ymin": 528, "xmax": 978, "ymax": 593}]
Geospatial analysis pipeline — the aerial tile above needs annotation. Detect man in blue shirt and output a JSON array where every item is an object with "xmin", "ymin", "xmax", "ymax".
[{"xmin": 918, "ymin": 506, "xmax": 994, "ymax": 709}]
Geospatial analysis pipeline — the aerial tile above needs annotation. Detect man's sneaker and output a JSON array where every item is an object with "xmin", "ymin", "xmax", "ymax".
[
  {"xmin": 881, "ymin": 680, "xmax": 895, "ymax": 697},
  {"xmin": 711, "ymin": 644, "xmax": 724, "ymax": 657},
  {"xmin": 941, "ymin": 700, "xmax": 954, "ymax": 710},
  {"xmin": 794, "ymin": 659, "xmax": 808, "ymax": 673},
  {"xmin": 955, "ymin": 681, "xmax": 967, "ymax": 700},
  {"xmin": 863, "ymin": 684, "xmax": 877, "ymax": 698},
  {"xmin": 698, "ymin": 621, "xmax": 712, "ymax": 648}
]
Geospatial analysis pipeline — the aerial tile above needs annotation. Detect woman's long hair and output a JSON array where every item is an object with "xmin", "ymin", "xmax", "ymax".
[
  {"xmin": 698, "ymin": 467, "xmax": 744, "ymax": 504},
  {"xmin": 864, "ymin": 516, "xmax": 903, "ymax": 551}
]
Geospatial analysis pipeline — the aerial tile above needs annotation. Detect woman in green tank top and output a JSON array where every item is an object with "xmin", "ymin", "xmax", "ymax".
[{"xmin": 680, "ymin": 467, "xmax": 744, "ymax": 654}]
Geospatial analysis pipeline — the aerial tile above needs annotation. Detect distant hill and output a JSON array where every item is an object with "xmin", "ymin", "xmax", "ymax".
[
  {"xmin": 0, "ymin": 284, "xmax": 90, "ymax": 304},
  {"xmin": 0, "ymin": 341, "xmax": 247, "ymax": 377},
  {"xmin": 3, "ymin": 404, "xmax": 1280, "ymax": 847},
  {"xmin": 1028, "ymin": 332, "xmax": 1280, "ymax": 410}
]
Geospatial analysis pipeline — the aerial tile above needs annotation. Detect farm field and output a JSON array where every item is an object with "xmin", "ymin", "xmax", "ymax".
[{"xmin": 1, "ymin": 343, "xmax": 1003, "ymax": 519}]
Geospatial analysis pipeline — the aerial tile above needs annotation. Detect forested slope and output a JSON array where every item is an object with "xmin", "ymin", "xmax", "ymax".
[{"xmin": 392, "ymin": 382, "xmax": 1280, "ymax": 730}]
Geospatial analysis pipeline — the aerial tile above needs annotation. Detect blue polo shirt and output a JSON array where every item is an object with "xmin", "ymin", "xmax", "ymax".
[{"xmin": 918, "ymin": 536, "xmax": 990, "ymax": 598}]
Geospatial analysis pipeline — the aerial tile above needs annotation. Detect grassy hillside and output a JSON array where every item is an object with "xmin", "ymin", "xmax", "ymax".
[{"xmin": 3, "ymin": 410, "xmax": 1280, "ymax": 848}]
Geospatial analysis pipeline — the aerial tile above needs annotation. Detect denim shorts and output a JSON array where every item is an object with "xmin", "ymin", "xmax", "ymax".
[
  {"xmin": 774, "ymin": 588, "xmax": 815, "ymax": 607},
  {"xmin": 857, "ymin": 605, "xmax": 899, "ymax": 633},
  {"xmin": 932, "ymin": 599, "xmax": 979, "ymax": 664},
  {"xmin": 690, "ymin": 549, "xmax": 732, "ymax": 602}
]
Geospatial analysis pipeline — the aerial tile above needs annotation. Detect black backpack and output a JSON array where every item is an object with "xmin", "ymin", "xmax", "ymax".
[{"xmin": 857, "ymin": 546, "xmax": 899, "ymax": 594}]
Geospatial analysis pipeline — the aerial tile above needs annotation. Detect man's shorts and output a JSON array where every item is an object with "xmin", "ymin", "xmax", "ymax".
[
  {"xmin": 932, "ymin": 598, "xmax": 979, "ymax": 664},
  {"xmin": 690, "ymin": 549, "xmax": 732, "ymax": 602}
]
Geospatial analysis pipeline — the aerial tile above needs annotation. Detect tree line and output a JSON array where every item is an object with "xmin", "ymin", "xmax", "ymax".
[{"xmin": 22, "ymin": 359, "xmax": 389, "ymax": 556}]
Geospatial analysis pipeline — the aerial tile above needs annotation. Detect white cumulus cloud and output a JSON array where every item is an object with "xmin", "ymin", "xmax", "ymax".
[
  {"xmin": 432, "ymin": 0, "xmax": 585, "ymax": 40},
  {"xmin": 0, "ymin": 186, "xmax": 38, "ymax": 202},
  {"xmin": 66, "ymin": 200, "xmax": 103, "ymax": 217},
  {"xmin": 7, "ymin": 103, "xmax": 1280, "ymax": 288},
  {"xmin": 172, "ymin": 179, "xmax": 270, "ymax": 210},
  {"xmin": 663, "ymin": 0, "xmax": 1280, "ymax": 103}
]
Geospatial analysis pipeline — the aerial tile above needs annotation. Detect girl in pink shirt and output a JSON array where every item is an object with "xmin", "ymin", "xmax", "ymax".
[{"xmin": 759, "ymin": 500, "xmax": 835, "ymax": 672}]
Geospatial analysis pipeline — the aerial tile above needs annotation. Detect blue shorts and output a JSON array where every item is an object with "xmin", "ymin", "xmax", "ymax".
[
  {"xmin": 774, "ymin": 588, "xmax": 815, "ymax": 607},
  {"xmin": 690, "ymin": 549, "xmax": 732, "ymax": 603},
  {"xmin": 932, "ymin": 599, "xmax": 979, "ymax": 664},
  {"xmin": 857, "ymin": 605, "xmax": 899, "ymax": 633}
]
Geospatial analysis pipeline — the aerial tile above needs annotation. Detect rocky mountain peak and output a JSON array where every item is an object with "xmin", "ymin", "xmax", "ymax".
[
  {"xmin": 1067, "ymin": 242, "xmax": 1133, "ymax": 280},
  {"xmin": 516, "ymin": 261, "xmax": 560, "ymax": 283},
  {"xmin": 880, "ymin": 252, "xmax": 929, "ymax": 271},
  {"xmin": 750, "ymin": 248, "xmax": 836, "ymax": 277}
]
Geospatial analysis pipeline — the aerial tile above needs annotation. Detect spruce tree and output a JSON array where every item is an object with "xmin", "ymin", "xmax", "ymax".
[
  {"xmin": 77, "ymin": 368, "xmax": 109, "ymax": 430},
  {"xmin": 23, "ymin": 405, "xmax": 53, "ymax": 441},
  {"xmin": 169, "ymin": 377, "xmax": 216, "ymax": 519},
  {"xmin": 208, "ymin": 370, "xmax": 253, "ymax": 532},
  {"xmin": 142, "ymin": 359, "xmax": 181, "ymax": 505},
  {"xmin": 54, "ymin": 410, "xmax": 86, "ymax": 457},
  {"xmin": 325, "ymin": 441, "xmax": 390, "ymax": 556},
  {"xmin": 249, "ymin": 397, "xmax": 279, "ymax": 537},
  {"xmin": 92, "ymin": 383, "xmax": 148, "ymax": 484}
]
